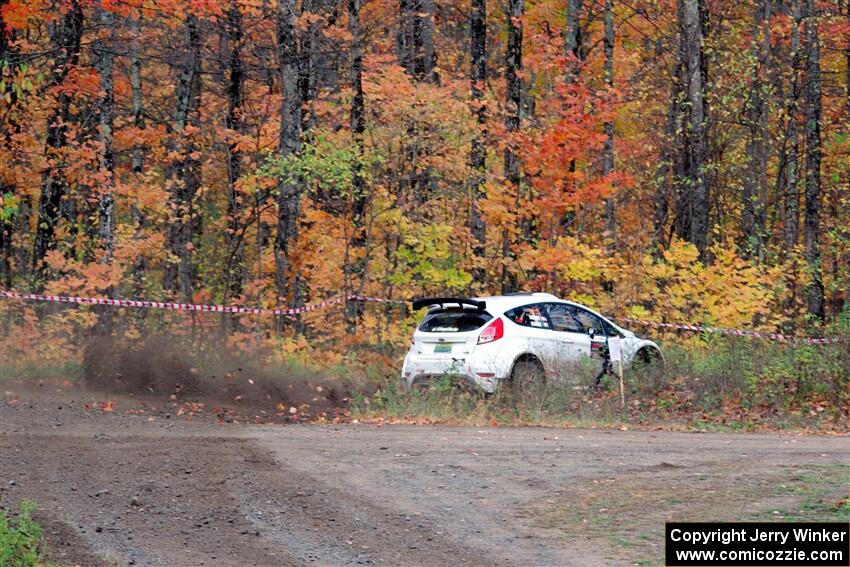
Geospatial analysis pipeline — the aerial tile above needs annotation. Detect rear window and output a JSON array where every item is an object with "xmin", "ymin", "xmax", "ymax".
[{"xmin": 418, "ymin": 309, "xmax": 493, "ymax": 333}]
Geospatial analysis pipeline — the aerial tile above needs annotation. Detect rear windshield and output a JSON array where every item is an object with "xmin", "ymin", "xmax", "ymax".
[{"xmin": 418, "ymin": 309, "xmax": 493, "ymax": 333}]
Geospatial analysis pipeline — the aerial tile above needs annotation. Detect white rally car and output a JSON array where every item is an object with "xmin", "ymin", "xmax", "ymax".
[{"xmin": 401, "ymin": 293, "xmax": 663, "ymax": 393}]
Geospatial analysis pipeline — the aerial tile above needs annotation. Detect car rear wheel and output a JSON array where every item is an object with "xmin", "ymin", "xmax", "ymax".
[{"xmin": 507, "ymin": 356, "xmax": 546, "ymax": 404}]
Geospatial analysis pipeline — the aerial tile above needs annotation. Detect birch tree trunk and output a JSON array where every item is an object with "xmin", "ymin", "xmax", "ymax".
[
  {"xmin": 130, "ymin": 12, "xmax": 145, "ymax": 174},
  {"xmin": 674, "ymin": 0, "xmax": 709, "ymax": 258},
  {"xmin": 95, "ymin": 6, "xmax": 115, "ymax": 264}
]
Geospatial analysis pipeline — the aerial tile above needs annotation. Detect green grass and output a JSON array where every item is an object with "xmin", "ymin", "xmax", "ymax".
[{"xmin": 0, "ymin": 501, "xmax": 45, "ymax": 567}]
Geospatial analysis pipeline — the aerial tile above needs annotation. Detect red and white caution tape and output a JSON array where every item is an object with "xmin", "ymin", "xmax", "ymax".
[
  {"xmin": 349, "ymin": 295, "xmax": 407, "ymax": 306},
  {"xmin": 0, "ymin": 290, "xmax": 357, "ymax": 316},
  {"xmin": 615, "ymin": 317, "xmax": 844, "ymax": 345},
  {"xmin": 1, "ymin": 290, "xmax": 841, "ymax": 344}
]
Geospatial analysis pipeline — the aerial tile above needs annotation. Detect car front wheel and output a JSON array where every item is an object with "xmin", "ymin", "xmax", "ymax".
[{"xmin": 632, "ymin": 347, "xmax": 665, "ymax": 388}]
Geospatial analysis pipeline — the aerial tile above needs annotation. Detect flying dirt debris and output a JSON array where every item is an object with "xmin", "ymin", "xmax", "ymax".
[{"xmin": 81, "ymin": 335, "xmax": 361, "ymax": 423}]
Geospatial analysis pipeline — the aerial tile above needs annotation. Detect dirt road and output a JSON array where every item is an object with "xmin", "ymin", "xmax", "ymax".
[{"xmin": 1, "ymin": 391, "xmax": 848, "ymax": 567}]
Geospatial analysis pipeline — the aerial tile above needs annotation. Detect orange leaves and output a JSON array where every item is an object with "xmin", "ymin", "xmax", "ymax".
[
  {"xmin": 56, "ymin": 67, "xmax": 101, "ymax": 98},
  {"xmin": 0, "ymin": 0, "xmax": 51, "ymax": 31},
  {"xmin": 45, "ymin": 258, "xmax": 119, "ymax": 295},
  {"xmin": 296, "ymin": 11, "xmax": 324, "ymax": 32}
]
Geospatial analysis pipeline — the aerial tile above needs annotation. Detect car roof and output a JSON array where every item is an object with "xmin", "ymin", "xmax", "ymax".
[
  {"xmin": 420, "ymin": 293, "xmax": 632, "ymax": 336},
  {"xmin": 471, "ymin": 293, "xmax": 624, "ymax": 329},
  {"xmin": 473, "ymin": 293, "xmax": 566, "ymax": 312}
]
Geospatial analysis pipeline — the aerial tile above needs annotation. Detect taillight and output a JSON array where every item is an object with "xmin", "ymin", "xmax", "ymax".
[{"xmin": 477, "ymin": 317, "xmax": 504, "ymax": 345}]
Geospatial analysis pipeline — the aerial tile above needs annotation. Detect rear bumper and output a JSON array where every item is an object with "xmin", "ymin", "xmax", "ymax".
[
  {"xmin": 406, "ymin": 372, "xmax": 489, "ymax": 392},
  {"xmin": 400, "ymin": 348, "xmax": 513, "ymax": 393}
]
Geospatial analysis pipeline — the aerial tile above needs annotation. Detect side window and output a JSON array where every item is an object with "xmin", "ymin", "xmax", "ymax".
[
  {"xmin": 544, "ymin": 303, "xmax": 584, "ymax": 333},
  {"xmin": 573, "ymin": 308, "xmax": 606, "ymax": 336},
  {"xmin": 505, "ymin": 304, "xmax": 551, "ymax": 330},
  {"xmin": 601, "ymin": 318, "xmax": 619, "ymax": 337}
]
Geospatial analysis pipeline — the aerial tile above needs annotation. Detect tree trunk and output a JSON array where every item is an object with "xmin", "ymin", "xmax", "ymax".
[
  {"xmin": 564, "ymin": 0, "xmax": 583, "ymax": 72},
  {"xmin": 32, "ymin": 0, "xmax": 84, "ymax": 280},
  {"xmin": 652, "ymin": 77, "xmax": 682, "ymax": 250},
  {"xmin": 802, "ymin": 0, "xmax": 824, "ymax": 320},
  {"xmin": 345, "ymin": 0, "xmax": 367, "ymax": 333},
  {"xmin": 398, "ymin": 0, "xmax": 416, "ymax": 76},
  {"xmin": 780, "ymin": 0, "xmax": 802, "ymax": 251},
  {"xmin": 501, "ymin": 0, "xmax": 523, "ymax": 294},
  {"xmin": 740, "ymin": 0, "xmax": 770, "ymax": 261},
  {"xmin": 275, "ymin": 0, "xmax": 304, "ymax": 308},
  {"xmin": 128, "ymin": 8, "xmax": 147, "ymax": 295},
  {"xmin": 398, "ymin": 0, "xmax": 436, "ymax": 82},
  {"xmin": 94, "ymin": 4, "xmax": 116, "ymax": 334},
  {"xmin": 0, "ymin": 0, "xmax": 19, "ymax": 287},
  {"xmin": 561, "ymin": 0, "xmax": 582, "ymax": 229},
  {"xmin": 674, "ymin": 0, "xmax": 709, "ymax": 258},
  {"xmin": 163, "ymin": 15, "xmax": 203, "ymax": 302},
  {"xmin": 299, "ymin": 0, "xmax": 319, "ymax": 132},
  {"xmin": 95, "ymin": 6, "xmax": 115, "ymax": 264},
  {"xmin": 420, "ymin": 0, "xmax": 437, "ymax": 83},
  {"xmin": 130, "ymin": 11, "xmax": 145, "ymax": 174},
  {"xmin": 602, "ymin": 0, "xmax": 615, "ymax": 248},
  {"xmin": 469, "ymin": 0, "xmax": 487, "ymax": 274},
  {"xmin": 224, "ymin": 2, "xmax": 245, "ymax": 301}
]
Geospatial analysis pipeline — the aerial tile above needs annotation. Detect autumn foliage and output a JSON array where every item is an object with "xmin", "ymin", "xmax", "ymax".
[{"xmin": 0, "ymin": 0, "xmax": 847, "ymax": 369}]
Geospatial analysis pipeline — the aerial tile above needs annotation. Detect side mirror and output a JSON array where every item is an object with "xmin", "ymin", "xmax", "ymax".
[{"xmin": 587, "ymin": 327, "xmax": 596, "ymax": 338}]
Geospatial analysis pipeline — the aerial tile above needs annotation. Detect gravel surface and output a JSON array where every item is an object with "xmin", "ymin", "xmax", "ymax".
[{"xmin": 1, "ymin": 391, "xmax": 848, "ymax": 566}]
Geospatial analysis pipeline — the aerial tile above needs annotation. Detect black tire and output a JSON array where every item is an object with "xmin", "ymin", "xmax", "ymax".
[{"xmin": 508, "ymin": 356, "xmax": 546, "ymax": 404}]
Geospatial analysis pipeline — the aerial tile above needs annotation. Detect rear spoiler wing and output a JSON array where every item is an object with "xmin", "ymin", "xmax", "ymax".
[{"xmin": 412, "ymin": 297, "xmax": 487, "ymax": 311}]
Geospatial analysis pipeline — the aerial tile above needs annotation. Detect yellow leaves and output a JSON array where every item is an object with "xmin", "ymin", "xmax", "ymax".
[
  {"xmin": 660, "ymin": 239, "xmax": 700, "ymax": 268},
  {"xmin": 524, "ymin": 236, "xmax": 607, "ymax": 284},
  {"xmin": 629, "ymin": 305, "xmax": 650, "ymax": 319},
  {"xmin": 612, "ymin": 238, "xmax": 784, "ymax": 333}
]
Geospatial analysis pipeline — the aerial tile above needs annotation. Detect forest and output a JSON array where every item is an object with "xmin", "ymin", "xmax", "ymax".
[{"xmin": 0, "ymin": 0, "xmax": 848, "ymax": 358}]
